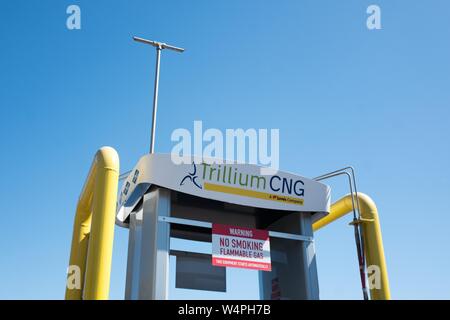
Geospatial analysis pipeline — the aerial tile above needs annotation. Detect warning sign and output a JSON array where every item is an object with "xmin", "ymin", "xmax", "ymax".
[{"xmin": 212, "ymin": 224, "xmax": 271, "ymax": 271}]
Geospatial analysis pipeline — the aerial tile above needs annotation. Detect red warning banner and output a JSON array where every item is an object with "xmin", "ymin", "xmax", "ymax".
[{"xmin": 212, "ymin": 224, "xmax": 271, "ymax": 271}]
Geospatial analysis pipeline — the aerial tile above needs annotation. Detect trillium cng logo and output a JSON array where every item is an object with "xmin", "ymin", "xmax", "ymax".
[
  {"xmin": 179, "ymin": 162, "xmax": 202, "ymax": 189},
  {"xmin": 179, "ymin": 162, "xmax": 305, "ymax": 207}
]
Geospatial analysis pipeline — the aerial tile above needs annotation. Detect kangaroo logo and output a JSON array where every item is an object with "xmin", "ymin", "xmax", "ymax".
[{"xmin": 180, "ymin": 162, "xmax": 202, "ymax": 189}]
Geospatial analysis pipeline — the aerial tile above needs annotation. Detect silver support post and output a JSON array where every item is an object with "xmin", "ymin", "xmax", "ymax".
[
  {"xmin": 133, "ymin": 36, "xmax": 185, "ymax": 154},
  {"xmin": 150, "ymin": 46, "xmax": 161, "ymax": 154}
]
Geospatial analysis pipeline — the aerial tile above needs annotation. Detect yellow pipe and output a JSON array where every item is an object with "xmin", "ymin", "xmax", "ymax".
[
  {"xmin": 65, "ymin": 147, "xmax": 119, "ymax": 300},
  {"xmin": 313, "ymin": 193, "xmax": 391, "ymax": 300}
]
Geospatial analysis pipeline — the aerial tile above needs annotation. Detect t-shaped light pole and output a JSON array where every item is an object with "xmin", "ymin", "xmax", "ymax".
[{"xmin": 133, "ymin": 36, "xmax": 185, "ymax": 154}]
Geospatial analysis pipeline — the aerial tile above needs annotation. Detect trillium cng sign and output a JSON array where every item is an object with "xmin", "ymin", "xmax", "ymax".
[{"xmin": 212, "ymin": 224, "xmax": 271, "ymax": 271}]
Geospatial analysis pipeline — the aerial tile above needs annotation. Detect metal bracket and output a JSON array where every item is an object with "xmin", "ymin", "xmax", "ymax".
[{"xmin": 349, "ymin": 218, "xmax": 375, "ymax": 226}]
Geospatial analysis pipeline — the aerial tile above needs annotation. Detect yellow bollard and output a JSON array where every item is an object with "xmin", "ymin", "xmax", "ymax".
[
  {"xmin": 313, "ymin": 193, "xmax": 391, "ymax": 300},
  {"xmin": 65, "ymin": 147, "xmax": 119, "ymax": 300}
]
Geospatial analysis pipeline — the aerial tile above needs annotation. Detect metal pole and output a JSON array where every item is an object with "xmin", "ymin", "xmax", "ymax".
[
  {"xmin": 133, "ymin": 36, "xmax": 184, "ymax": 154},
  {"xmin": 150, "ymin": 46, "xmax": 162, "ymax": 154}
]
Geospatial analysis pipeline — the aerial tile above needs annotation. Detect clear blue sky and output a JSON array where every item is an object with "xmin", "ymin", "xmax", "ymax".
[{"xmin": 0, "ymin": 0, "xmax": 449, "ymax": 299}]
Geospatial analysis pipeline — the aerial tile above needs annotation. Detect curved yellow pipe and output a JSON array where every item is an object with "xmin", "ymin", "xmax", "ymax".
[
  {"xmin": 313, "ymin": 193, "xmax": 391, "ymax": 300},
  {"xmin": 65, "ymin": 147, "xmax": 119, "ymax": 300}
]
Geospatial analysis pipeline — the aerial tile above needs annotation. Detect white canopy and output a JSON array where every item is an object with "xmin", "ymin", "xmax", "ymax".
[{"xmin": 116, "ymin": 154, "xmax": 330, "ymax": 224}]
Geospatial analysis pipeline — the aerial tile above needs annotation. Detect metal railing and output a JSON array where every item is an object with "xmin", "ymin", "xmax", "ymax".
[{"xmin": 65, "ymin": 147, "xmax": 120, "ymax": 300}]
